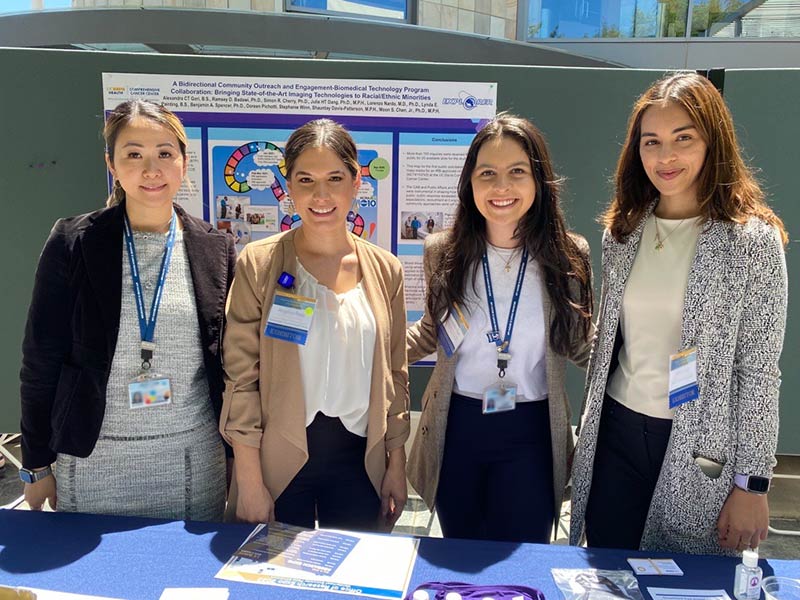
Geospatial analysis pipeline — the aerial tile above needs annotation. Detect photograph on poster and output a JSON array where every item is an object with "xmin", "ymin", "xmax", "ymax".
[
  {"xmin": 244, "ymin": 205, "xmax": 279, "ymax": 232},
  {"xmin": 216, "ymin": 195, "xmax": 250, "ymax": 220},
  {"xmin": 399, "ymin": 211, "xmax": 443, "ymax": 240}
]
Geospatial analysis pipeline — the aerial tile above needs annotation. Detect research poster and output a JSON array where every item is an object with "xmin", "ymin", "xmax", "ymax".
[{"xmin": 102, "ymin": 73, "xmax": 497, "ymax": 325}]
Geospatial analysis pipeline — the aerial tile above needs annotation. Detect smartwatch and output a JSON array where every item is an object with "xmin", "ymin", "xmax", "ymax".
[
  {"xmin": 19, "ymin": 465, "xmax": 53, "ymax": 484},
  {"xmin": 734, "ymin": 473, "xmax": 771, "ymax": 494}
]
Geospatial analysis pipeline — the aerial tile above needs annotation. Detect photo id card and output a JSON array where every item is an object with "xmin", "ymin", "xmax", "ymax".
[
  {"xmin": 483, "ymin": 381, "xmax": 517, "ymax": 414},
  {"xmin": 129, "ymin": 375, "xmax": 172, "ymax": 409},
  {"xmin": 264, "ymin": 290, "xmax": 317, "ymax": 345},
  {"xmin": 437, "ymin": 303, "xmax": 469, "ymax": 358},
  {"xmin": 668, "ymin": 347, "xmax": 699, "ymax": 408}
]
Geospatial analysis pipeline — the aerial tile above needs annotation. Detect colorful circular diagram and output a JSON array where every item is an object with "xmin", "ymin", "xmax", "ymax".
[
  {"xmin": 347, "ymin": 211, "xmax": 365, "ymax": 237},
  {"xmin": 225, "ymin": 141, "xmax": 286, "ymax": 193},
  {"xmin": 280, "ymin": 213, "xmax": 302, "ymax": 231}
]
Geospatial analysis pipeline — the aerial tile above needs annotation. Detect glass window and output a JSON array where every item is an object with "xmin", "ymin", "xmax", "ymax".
[
  {"xmin": 525, "ymin": 0, "xmax": 688, "ymax": 38},
  {"xmin": 692, "ymin": 0, "xmax": 800, "ymax": 37},
  {"xmin": 286, "ymin": 0, "xmax": 409, "ymax": 21}
]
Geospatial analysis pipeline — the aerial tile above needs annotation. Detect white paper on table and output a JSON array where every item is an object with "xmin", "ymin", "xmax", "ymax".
[
  {"xmin": 648, "ymin": 587, "xmax": 733, "ymax": 600},
  {"xmin": 159, "ymin": 588, "xmax": 230, "ymax": 599},
  {"xmin": 216, "ymin": 522, "xmax": 419, "ymax": 599}
]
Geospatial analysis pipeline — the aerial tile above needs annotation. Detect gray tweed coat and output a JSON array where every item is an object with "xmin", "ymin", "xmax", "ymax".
[
  {"xmin": 407, "ymin": 230, "xmax": 593, "ymax": 530},
  {"xmin": 569, "ymin": 205, "xmax": 788, "ymax": 556}
]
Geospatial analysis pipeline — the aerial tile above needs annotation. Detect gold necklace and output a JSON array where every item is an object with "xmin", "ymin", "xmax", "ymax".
[
  {"xmin": 654, "ymin": 216, "xmax": 687, "ymax": 251},
  {"xmin": 491, "ymin": 245, "xmax": 521, "ymax": 273}
]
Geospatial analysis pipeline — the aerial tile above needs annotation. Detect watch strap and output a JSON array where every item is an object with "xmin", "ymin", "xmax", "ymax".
[
  {"xmin": 20, "ymin": 465, "xmax": 53, "ymax": 484},
  {"xmin": 734, "ymin": 473, "xmax": 771, "ymax": 494}
]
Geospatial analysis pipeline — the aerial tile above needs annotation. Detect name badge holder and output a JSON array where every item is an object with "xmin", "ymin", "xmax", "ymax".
[
  {"xmin": 437, "ymin": 303, "xmax": 469, "ymax": 358},
  {"xmin": 481, "ymin": 247, "xmax": 528, "ymax": 415},
  {"xmin": 264, "ymin": 271, "xmax": 317, "ymax": 346},
  {"xmin": 668, "ymin": 347, "xmax": 699, "ymax": 408},
  {"xmin": 124, "ymin": 211, "xmax": 176, "ymax": 410}
]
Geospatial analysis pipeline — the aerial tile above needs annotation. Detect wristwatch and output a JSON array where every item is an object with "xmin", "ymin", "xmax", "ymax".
[
  {"xmin": 734, "ymin": 473, "xmax": 771, "ymax": 494},
  {"xmin": 19, "ymin": 465, "xmax": 53, "ymax": 484}
]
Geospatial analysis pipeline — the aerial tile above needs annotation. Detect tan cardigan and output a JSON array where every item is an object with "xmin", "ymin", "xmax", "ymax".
[
  {"xmin": 407, "ymin": 231, "xmax": 593, "ymax": 524},
  {"xmin": 220, "ymin": 229, "xmax": 410, "ymax": 501}
]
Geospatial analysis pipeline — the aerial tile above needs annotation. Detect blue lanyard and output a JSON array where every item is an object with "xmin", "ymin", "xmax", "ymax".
[
  {"xmin": 123, "ymin": 211, "xmax": 177, "ymax": 370},
  {"xmin": 481, "ymin": 247, "xmax": 529, "ymax": 378}
]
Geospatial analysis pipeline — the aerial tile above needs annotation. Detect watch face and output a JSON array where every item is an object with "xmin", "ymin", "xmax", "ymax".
[
  {"xmin": 19, "ymin": 469, "xmax": 35, "ymax": 484},
  {"xmin": 749, "ymin": 476, "xmax": 770, "ymax": 493}
]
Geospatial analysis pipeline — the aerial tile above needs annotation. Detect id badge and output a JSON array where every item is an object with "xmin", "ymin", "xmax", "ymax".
[
  {"xmin": 668, "ymin": 347, "xmax": 699, "ymax": 408},
  {"xmin": 482, "ymin": 381, "xmax": 517, "ymax": 414},
  {"xmin": 128, "ymin": 374, "xmax": 172, "ymax": 409},
  {"xmin": 437, "ymin": 303, "xmax": 469, "ymax": 358},
  {"xmin": 264, "ymin": 290, "xmax": 317, "ymax": 345}
]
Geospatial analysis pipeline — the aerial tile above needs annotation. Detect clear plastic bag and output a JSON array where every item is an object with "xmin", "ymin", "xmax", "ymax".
[{"xmin": 551, "ymin": 569, "xmax": 646, "ymax": 600}]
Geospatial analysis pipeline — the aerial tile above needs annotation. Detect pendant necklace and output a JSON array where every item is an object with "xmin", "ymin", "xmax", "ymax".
[
  {"xmin": 654, "ymin": 216, "xmax": 687, "ymax": 251},
  {"xmin": 491, "ymin": 245, "xmax": 521, "ymax": 273}
]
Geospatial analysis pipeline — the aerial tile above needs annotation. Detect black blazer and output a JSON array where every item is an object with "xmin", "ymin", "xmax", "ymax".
[{"xmin": 20, "ymin": 202, "xmax": 236, "ymax": 468}]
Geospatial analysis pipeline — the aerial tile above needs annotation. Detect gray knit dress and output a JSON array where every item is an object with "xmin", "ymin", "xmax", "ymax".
[{"xmin": 55, "ymin": 229, "xmax": 226, "ymax": 521}]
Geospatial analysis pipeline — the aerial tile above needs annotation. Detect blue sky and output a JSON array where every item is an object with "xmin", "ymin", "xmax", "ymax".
[{"xmin": 1, "ymin": 0, "xmax": 72, "ymax": 14}]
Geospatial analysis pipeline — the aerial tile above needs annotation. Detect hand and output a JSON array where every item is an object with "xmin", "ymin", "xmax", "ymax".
[
  {"xmin": 236, "ymin": 481, "xmax": 275, "ymax": 524},
  {"xmin": 717, "ymin": 487, "xmax": 769, "ymax": 550},
  {"xmin": 25, "ymin": 474, "xmax": 57, "ymax": 511},
  {"xmin": 379, "ymin": 451, "xmax": 408, "ymax": 531}
]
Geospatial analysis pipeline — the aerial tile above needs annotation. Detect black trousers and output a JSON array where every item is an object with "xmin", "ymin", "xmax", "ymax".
[
  {"xmin": 585, "ymin": 394, "xmax": 672, "ymax": 550},
  {"xmin": 274, "ymin": 413, "xmax": 380, "ymax": 532},
  {"xmin": 435, "ymin": 393, "xmax": 555, "ymax": 543}
]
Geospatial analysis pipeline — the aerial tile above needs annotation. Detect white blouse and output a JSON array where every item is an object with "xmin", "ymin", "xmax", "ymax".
[
  {"xmin": 453, "ymin": 245, "xmax": 548, "ymax": 402},
  {"xmin": 607, "ymin": 214, "xmax": 702, "ymax": 419},
  {"xmin": 295, "ymin": 260, "xmax": 376, "ymax": 437}
]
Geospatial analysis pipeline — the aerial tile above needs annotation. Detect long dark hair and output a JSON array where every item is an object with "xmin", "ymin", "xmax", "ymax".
[
  {"xmin": 428, "ymin": 114, "xmax": 593, "ymax": 356},
  {"xmin": 604, "ymin": 71, "xmax": 787, "ymax": 244}
]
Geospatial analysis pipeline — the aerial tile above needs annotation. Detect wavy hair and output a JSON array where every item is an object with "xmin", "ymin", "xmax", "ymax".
[
  {"xmin": 604, "ymin": 71, "xmax": 787, "ymax": 244},
  {"xmin": 427, "ymin": 114, "xmax": 593, "ymax": 356}
]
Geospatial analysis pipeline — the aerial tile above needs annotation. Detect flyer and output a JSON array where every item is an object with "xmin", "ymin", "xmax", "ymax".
[{"xmin": 215, "ymin": 522, "xmax": 419, "ymax": 599}]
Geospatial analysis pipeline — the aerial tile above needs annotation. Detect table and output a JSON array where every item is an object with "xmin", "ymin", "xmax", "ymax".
[{"xmin": 1, "ymin": 509, "xmax": 798, "ymax": 599}]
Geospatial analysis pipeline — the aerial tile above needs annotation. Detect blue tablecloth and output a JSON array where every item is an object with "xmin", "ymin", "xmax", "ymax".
[{"xmin": 1, "ymin": 509, "xmax": 797, "ymax": 599}]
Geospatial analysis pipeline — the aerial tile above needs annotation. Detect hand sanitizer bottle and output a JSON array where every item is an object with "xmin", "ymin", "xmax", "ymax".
[{"xmin": 734, "ymin": 548, "xmax": 762, "ymax": 600}]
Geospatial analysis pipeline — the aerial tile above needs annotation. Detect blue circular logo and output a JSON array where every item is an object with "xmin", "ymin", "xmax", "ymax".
[{"xmin": 464, "ymin": 96, "xmax": 477, "ymax": 110}]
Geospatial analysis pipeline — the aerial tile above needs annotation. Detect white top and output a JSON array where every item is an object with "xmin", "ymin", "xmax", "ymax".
[
  {"xmin": 296, "ymin": 260, "xmax": 376, "ymax": 437},
  {"xmin": 607, "ymin": 213, "xmax": 702, "ymax": 419},
  {"xmin": 453, "ymin": 244, "xmax": 548, "ymax": 402}
]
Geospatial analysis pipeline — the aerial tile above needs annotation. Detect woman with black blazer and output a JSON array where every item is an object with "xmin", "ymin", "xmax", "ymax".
[{"xmin": 20, "ymin": 100, "xmax": 236, "ymax": 521}]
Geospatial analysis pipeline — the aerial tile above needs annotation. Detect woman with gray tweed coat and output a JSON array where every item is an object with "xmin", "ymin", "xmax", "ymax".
[{"xmin": 570, "ymin": 72, "xmax": 788, "ymax": 556}]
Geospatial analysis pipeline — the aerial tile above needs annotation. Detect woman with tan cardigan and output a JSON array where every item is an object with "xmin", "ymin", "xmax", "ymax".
[
  {"xmin": 220, "ymin": 120, "xmax": 409, "ymax": 531},
  {"xmin": 407, "ymin": 115, "xmax": 594, "ymax": 543}
]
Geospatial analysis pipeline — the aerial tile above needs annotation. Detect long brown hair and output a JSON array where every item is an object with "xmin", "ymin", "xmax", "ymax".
[
  {"xmin": 604, "ymin": 71, "xmax": 787, "ymax": 245},
  {"xmin": 428, "ymin": 114, "xmax": 593, "ymax": 356},
  {"xmin": 104, "ymin": 100, "xmax": 188, "ymax": 207}
]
